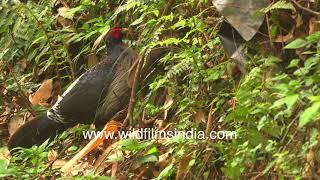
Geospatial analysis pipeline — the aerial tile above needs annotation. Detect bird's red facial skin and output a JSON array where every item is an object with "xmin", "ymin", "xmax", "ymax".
[{"xmin": 108, "ymin": 27, "xmax": 123, "ymax": 39}]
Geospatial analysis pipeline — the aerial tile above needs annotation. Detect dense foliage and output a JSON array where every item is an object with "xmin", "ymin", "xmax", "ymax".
[{"xmin": 0, "ymin": 0, "xmax": 320, "ymax": 179}]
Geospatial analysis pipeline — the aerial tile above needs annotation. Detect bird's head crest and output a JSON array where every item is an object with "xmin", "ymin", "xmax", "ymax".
[{"xmin": 108, "ymin": 27, "xmax": 123, "ymax": 40}]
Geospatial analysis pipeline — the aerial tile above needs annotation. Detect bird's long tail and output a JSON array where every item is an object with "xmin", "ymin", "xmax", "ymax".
[{"xmin": 8, "ymin": 114, "xmax": 70, "ymax": 150}]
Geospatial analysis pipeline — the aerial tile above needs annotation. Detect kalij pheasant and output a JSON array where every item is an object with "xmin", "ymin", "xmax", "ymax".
[{"xmin": 8, "ymin": 27, "xmax": 137, "ymax": 150}]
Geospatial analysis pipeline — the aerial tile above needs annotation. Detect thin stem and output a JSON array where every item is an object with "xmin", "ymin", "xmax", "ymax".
[{"xmin": 291, "ymin": 0, "xmax": 320, "ymax": 15}]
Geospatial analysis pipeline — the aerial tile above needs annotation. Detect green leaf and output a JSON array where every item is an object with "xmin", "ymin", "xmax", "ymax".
[
  {"xmin": 136, "ymin": 154, "xmax": 158, "ymax": 166},
  {"xmin": 284, "ymin": 39, "xmax": 308, "ymax": 49},
  {"xmin": 156, "ymin": 164, "xmax": 175, "ymax": 180},
  {"xmin": 309, "ymin": 96, "xmax": 320, "ymax": 102},
  {"xmin": 299, "ymin": 102, "xmax": 320, "ymax": 128},
  {"xmin": 287, "ymin": 59, "xmax": 300, "ymax": 69},
  {"xmin": 270, "ymin": 98, "xmax": 285, "ymax": 109},
  {"xmin": 304, "ymin": 56, "xmax": 319, "ymax": 69},
  {"xmin": 63, "ymin": 6, "xmax": 83, "ymax": 19},
  {"xmin": 261, "ymin": 0, "xmax": 296, "ymax": 13},
  {"xmin": 118, "ymin": 139, "xmax": 151, "ymax": 151},
  {"xmin": 284, "ymin": 94, "xmax": 299, "ymax": 111},
  {"xmin": 306, "ymin": 31, "xmax": 320, "ymax": 43},
  {"xmin": 67, "ymin": 145, "xmax": 78, "ymax": 152},
  {"xmin": 130, "ymin": 16, "xmax": 144, "ymax": 26},
  {"xmin": 145, "ymin": 146, "xmax": 158, "ymax": 155}
]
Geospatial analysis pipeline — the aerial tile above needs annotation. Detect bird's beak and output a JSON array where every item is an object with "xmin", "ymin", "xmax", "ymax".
[
  {"xmin": 121, "ymin": 28, "xmax": 130, "ymax": 35},
  {"xmin": 122, "ymin": 28, "xmax": 129, "ymax": 33},
  {"xmin": 122, "ymin": 28, "xmax": 130, "ymax": 39}
]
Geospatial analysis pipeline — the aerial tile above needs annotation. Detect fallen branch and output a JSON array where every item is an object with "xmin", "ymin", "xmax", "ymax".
[
  {"xmin": 93, "ymin": 141, "xmax": 119, "ymax": 173},
  {"xmin": 60, "ymin": 121, "xmax": 121, "ymax": 173}
]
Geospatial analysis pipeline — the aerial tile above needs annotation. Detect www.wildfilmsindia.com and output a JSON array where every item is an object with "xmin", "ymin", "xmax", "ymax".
[{"xmin": 82, "ymin": 128, "xmax": 237, "ymax": 140}]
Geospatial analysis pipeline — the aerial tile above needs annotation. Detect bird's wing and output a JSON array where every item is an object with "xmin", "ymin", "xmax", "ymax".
[
  {"xmin": 94, "ymin": 47, "xmax": 138, "ymax": 128},
  {"xmin": 47, "ymin": 59, "xmax": 115, "ymax": 124}
]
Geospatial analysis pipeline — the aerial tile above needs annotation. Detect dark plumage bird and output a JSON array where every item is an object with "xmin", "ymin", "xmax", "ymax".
[{"xmin": 8, "ymin": 27, "xmax": 138, "ymax": 150}]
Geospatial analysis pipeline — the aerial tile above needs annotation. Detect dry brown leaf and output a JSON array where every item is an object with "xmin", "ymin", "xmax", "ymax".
[
  {"xmin": 274, "ymin": 29, "xmax": 294, "ymax": 43},
  {"xmin": 111, "ymin": 162, "xmax": 118, "ymax": 177},
  {"xmin": 56, "ymin": 15, "xmax": 72, "ymax": 27},
  {"xmin": 59, "ymin": 0, "xmax": 69, "ymax": 7},
  {"xmin": 52, "ymin": 159, "xmax": 67, "ymax": 169},
  {"xmin": 0, "ymin": 147, "xmax": 11, "ymax": 164},
  {"xmin": 20, "ymin": 58, "xmax": 28, "ymax": 70},
  {"xmin": 227, "ymin": 99, "xmax": 236, "ymax": 108},
  {"xmin": 29, "ymin": 79, "xmax": 53, "ymax": 106},
  {"xmin": 176, "ymin": 154, "xmax": 191, "ymax": 180},
  {"xmin": 88, "ymin": 53, "xmax": 98, "ymax": 68},
  {"xmin": 205, "ymin": 109, "xmax": 214, "ymax": 138},
  {"xmin": 69, "ymin": 162, "xmax": 92, "ymax": 176},
  {"xmin": 48, "ymin": 150, "xmax": 58, "ymax": 161},
  {"xmin": 61, "ymin": 121, "xmax": 121, "ymax": 173},
  {"xmin": 295, "ymin": 14, "xmax": 303, "ymax": 28},
  {"xmin": 57, "ymin": 7, "xmax": 68, "ymax": 16},
  {"xmin": 154, "ymin": 119, "xmax": 164, "ymax": 130},
  {"xmin": 157, "ymin": 152, "xmax": 170, "ymax": 169},
  {"xmin": 8, "ymin": 114, "xmax": 26, "ymax": 136},
  {"xmin": 303, "ymin": 149, "xmax": 316, "ymax": 178},
  {"xmin": 193, "ymin": 110, "xmax": 206, "ymax": 124},
  {"xmin": 56, "ymin": 5, "xmax": 73, "ymax": 27},
  {"xmin": 152, "ymin": 169, "xmax": 160, "ymax": 178},
  {"xmin": 309, "ymin": 18, "xmax": 320, "ymax": 35}
]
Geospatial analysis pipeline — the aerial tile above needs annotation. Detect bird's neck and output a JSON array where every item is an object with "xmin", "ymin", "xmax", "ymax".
[
  {"xmin": 106, "ymin": 36, "xmax": 122, "ymax": 49},
  {"xmin": 106, "ymin": 37, "xmax": 125, "ymax": 60}
]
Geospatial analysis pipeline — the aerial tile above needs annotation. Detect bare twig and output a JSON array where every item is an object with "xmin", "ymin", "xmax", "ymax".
[
  {"xmin": 265, "ymin": 14, "xmax": 274, "ymax": 48},
  {"xmin": 123, "ymin": 53, "xmax": 146, "ymax": 127},
  {"xmin": 93, "ymin": 141, "xmax": 119, "ymax": 173},
  {"xmin": 205, "ymin": 106, "xmax": 214, "ymax": 138},
  {"xmin": 291, "ymin": 0, "xmax": 320, "ymax": 16}
]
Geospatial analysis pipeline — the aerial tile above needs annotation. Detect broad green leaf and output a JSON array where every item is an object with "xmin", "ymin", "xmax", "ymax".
[
  {"xmin": 156, "ymin": 164, "xmax": 175, "ymax": 180},
  {"xmin": 145, "ymin": 146, "xmax": 158, "ymax": 155},
  {"xmin": 285, "ymin": 94, "xmax": 299, "ymax": 111},
  {"xmin": 284, "ymin": 39, "xmax": 308, "ymax": 49},
  {"xmin": 63, "ymin": 6, "xmax": 83, "ymax": 19},
  {"xmin": 118, "ymin": 139, "xmax": 151, "ymax": 151},
  {"xmin": 287, "ymin": 59, "xmax": 300, "ymax": 69},
  {"xmin": 304, "ymin": 56, "xmax": 319, "ymax": 69},
  {"xmin": 299, "ymin": 102, "xmax": 320, "ymax": 128},
  {"xmin": 306, "ymin": 31, "xmax": 320, "ymax": 43},
  {"xmin": 130, "ymin": 16, "xmax": 144, "ymax": 26},
  {"xmin": 309, "ymin": 96, "xmax": 320, "ymax": 102},
  {"xmin": 136, "ymin": 154, "xmax": 158, "ymax": 166}
]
